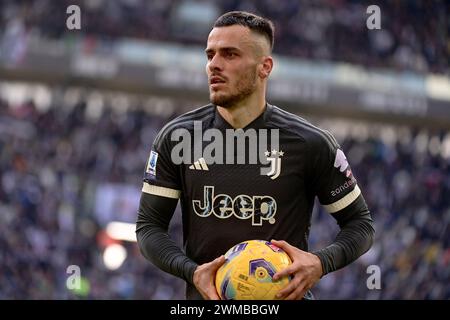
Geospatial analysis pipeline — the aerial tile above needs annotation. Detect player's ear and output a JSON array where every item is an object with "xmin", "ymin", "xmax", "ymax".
[{"xmin": 259, "ymin": 56, "xmax": 273, "ymax": 79}]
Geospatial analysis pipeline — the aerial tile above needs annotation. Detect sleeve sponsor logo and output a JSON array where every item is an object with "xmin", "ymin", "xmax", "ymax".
[
  {"xmin": 331, "ymin": 177, "xmax": 356, "ymax": 197},
  {"xmin": 334, "ymin": 149, "xmax": 349, "ymax": 173},
  {"xmin": 331, "ymin": 149, "xmax": 357, "ymax": 197},
  {"xmin": 334, "ymin": 148, "xmax": 354, "ymax": 178},
  {"xmin": 146, "ymin": 150, "xmax": 158, "ymax": 176}
]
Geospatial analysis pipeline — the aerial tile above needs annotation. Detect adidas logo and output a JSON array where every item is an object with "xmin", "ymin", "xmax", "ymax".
[{"xmin": 189, "ymin": 158, "xmax": 209, "ymax": 171}]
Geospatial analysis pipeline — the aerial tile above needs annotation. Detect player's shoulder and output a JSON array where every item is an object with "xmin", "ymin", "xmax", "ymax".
[
  {"xmin": 153, "ymin": 104, "xmax": 215, "ymax": 145},
  {"xmin": 269, "ymin": 104, "xmax": 339, "ymax": 150}
]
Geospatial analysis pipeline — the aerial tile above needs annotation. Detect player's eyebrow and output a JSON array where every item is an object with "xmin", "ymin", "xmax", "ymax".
[{"xmin": 205, "ymin": 47, "xmax": 242, "ymax": 55}]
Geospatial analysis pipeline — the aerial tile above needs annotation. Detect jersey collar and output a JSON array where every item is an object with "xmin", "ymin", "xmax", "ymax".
[{"xmin": 212, "ymin": 103, "xmax": 273, "ymax": 130}]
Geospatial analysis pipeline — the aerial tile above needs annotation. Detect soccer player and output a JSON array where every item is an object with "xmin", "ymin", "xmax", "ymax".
[{"xmin": 136, "ymin": 11, "xmax": 374, "ymax": 300}]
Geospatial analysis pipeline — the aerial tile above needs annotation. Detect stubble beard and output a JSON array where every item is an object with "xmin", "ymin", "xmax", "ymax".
[{"xmin": 210, "ymin": 69, "xmax": 257, "ymax": 109}]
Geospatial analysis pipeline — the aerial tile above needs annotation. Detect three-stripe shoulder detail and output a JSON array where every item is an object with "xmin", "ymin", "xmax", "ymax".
[
  {"xmin": 270, "ymin": 106, "xmax": 339, "ymax": 150},
  {"xmin": 153, "ymin": 105, "xmax": 215, "ymax": 149}
]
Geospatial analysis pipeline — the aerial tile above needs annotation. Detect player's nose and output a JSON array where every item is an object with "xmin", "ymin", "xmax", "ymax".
[{"xmin": 208, "ymin": 54, "xmax": 223, "ymax": 72}]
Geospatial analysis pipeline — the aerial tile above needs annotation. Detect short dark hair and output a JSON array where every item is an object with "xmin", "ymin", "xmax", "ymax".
[{"xmin": 213, "ymin": 11, "xmax": 275, "ymax": 51}]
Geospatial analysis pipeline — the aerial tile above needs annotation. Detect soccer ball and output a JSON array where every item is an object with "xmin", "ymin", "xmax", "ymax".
[{"xmin": 215, "ymin": 240, "xmax": 292, "ymax": 300}]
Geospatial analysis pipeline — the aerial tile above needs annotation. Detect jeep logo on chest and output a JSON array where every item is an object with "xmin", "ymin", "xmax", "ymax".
[{"xmin": 192, "ymin": 186, "xmax": 277, "ymax": 226}]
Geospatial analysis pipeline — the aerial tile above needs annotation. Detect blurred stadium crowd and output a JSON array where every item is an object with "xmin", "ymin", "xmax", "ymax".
[
  {"xmin": 0, "ymin": 0, "xmax": 449, "ymax": 300},
  {"xmin": 0, "ymin": 91, "xmax": 448, "ymax": 299},
  {"xmin": 0, "ymin": 0, "xmax": 448, "ymax": 75}
]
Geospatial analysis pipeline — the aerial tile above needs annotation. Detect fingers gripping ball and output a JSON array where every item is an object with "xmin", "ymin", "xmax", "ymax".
[{"xmin": 215, "ymin": 240, "xmax": 292, "ymax": 300}]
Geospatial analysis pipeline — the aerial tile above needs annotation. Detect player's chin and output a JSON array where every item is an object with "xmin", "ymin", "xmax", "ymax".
[
  {"xmin": 210, "ymin": 93, "xmax": 231, "ymax": 107},
  {"xmin": 210, "ymin": 87, "xmax": 225, "ymax": 96}
]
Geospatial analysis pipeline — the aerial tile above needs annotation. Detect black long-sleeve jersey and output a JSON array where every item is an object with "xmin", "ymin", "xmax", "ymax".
[{"xmin": 137, "ymin": 103, "xmax": 374, "ymax": 299}]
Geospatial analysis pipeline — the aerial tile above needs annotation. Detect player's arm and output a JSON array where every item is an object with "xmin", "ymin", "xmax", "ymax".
[
  {"xmin": 136, "ymin": 185, "xmax": 225, "ymax": 299},
  {"xmin": 136, "ymin": 128, "xmax": 199, "ymax": 285},
  {"xmin": 136, "ymin": 128, "xmax": 224, "ymax": 299},
  {"xmin": 310, "ymin": 135, "xmax": 375, "ymax": 275},
  {"xmin": 136, "ymin": 189, "xmax": 197, "ymax": 284},
  {"xmin": 313, "ymin": 192, "xmax": 374, "ymax": 275},
  {"xmin": 274, "ymin": 132, "xmax": 374, "ymax": 300},
  {"xmin": 272, "ymin": 199, "xmax": 374, "ymax": 300}
]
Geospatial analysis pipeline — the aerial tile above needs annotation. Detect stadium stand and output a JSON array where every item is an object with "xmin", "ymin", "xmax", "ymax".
[{"xmin": 0, "ymin": 0, "xmax": 448, "ymax": 299}]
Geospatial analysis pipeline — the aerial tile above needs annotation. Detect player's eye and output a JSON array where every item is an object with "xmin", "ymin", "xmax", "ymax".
[
  {"xmin": 206, "ymin": 52, "xmax": 214, "ymax": 61},
  {"xmin": 226, "ymin": 52, "xmax": 237, "ymax": 59}
]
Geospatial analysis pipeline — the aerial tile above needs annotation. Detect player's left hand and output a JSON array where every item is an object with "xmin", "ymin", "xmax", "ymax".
[{"xmin": 270, "ymin": 239, "xmax": 323, "ymax": 300}]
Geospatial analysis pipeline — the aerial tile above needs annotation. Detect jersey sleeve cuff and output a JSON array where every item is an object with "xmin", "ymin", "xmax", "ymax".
[
  {"xmin": 321, "ymin": 185, "xmax": 361, "ymax": 214},
  {"xmin": 142, "ymin": 182, "xmax": 181, "ymax": 199}
]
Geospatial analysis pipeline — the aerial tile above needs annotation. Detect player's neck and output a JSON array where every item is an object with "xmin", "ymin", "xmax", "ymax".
[{"xmin": 217, "ymin": 95, "xmax": 266, "ymax": 129}]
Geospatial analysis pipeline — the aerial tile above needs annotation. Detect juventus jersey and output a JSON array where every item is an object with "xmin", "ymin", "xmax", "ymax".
[{"xmin": 142, "ymin": 103, "xmax": 361, "ymax": 265}]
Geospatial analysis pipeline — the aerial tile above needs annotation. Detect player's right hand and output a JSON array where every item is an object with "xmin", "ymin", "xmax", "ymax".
[{"xmin": 193, "ymin": 255, "xmax": 226, "ymax": 300}]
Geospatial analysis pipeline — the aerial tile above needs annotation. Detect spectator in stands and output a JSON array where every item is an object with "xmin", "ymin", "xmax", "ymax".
[{"xmin": 0, "ymin": 0, "xmax": 448, "ymax": 75}]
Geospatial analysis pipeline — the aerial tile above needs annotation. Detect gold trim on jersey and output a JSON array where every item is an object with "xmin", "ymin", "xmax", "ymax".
[
  {"xmin": 142, "ymin": 182, "xmax": 181, "ymax": 199},
  {"xmin": 322, "ymin": 185, "xmax": 361, "ymax": 213}
]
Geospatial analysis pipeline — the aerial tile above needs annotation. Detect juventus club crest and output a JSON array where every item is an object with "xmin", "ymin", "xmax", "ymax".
[{"xmin": 261, "ymin": 149, "xmax": 284, "ymax": 180}]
